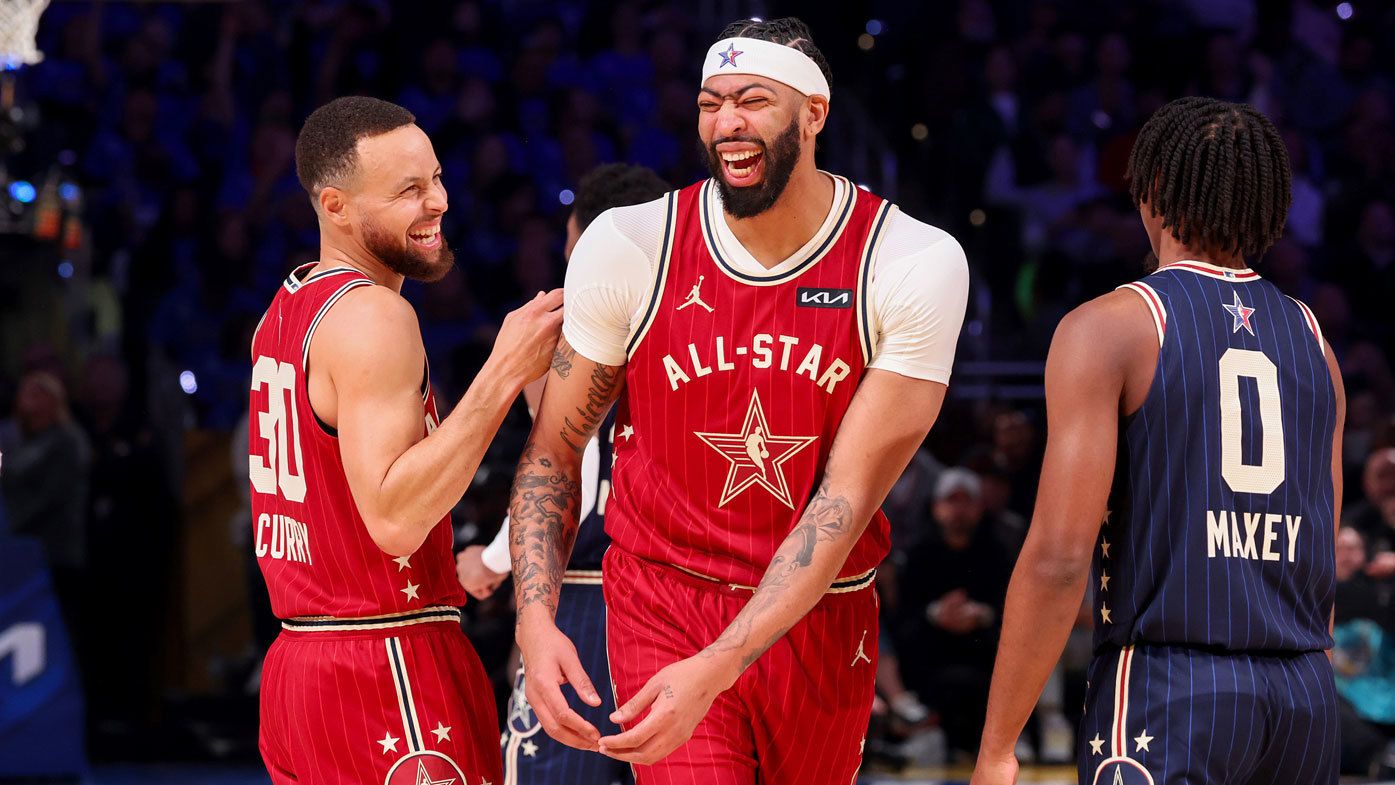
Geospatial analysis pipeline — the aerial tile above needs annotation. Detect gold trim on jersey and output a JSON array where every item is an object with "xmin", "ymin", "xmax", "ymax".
[
  {"xmin": 562, "ymin": 569, "xmax": 604, "ymax": 585},
  {"xmin": 625, "ymin": 189, "xmax": 680, "ymax": 360},
  {"xmin": 855, "ymin": 199, "xmax": 895, "ymax": 365},
  {"xmin": 670, "ymin": 563, "xmax": 876, "ymax": 594},
  {"xmin": 281, "ymin": 605, "xmax": 461, "ymax": 632},
  {"xmin": 699, "ymin": 174, "xmax": 856, "ymax": 287}
]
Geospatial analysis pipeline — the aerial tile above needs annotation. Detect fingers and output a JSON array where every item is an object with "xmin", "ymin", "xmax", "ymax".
[
  {"xmin": 525, "ymin": 672, "xmax": 601, "ymax": 750},
  {"xmin": 559, "ymin": 648, "xmax": 602, "ymax": 707},
  {"xmin": 610, "ymin": 677, "xmax": 662, "ymax": 725},
  {"xmin": 536, "ymin": 288, "xmax": 564, "ymax": 311},
  {"xmin": 598, "ymin": 710, "xmax": 668, "ymax": 762}
]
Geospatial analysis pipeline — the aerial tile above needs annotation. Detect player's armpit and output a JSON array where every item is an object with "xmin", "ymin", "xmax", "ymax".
[{"xmin": 698, "ymin": 369, "xmax": 947, "ymax": 681}]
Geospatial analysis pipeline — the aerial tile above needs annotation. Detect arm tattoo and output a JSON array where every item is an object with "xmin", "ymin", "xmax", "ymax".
[
  {"xmin": 701, "ymin": 479, "xmax": 855, "ymax": 669},
  {"xmin": 560, "ymin": 362, "xmax": 623, "ymax": 453},
  {"xmin": 510, "ymin": 356, "xmax": 626, "ymax": 619},
  {"xmin": 509, "ymin": 448, "xmax": 581, "ymax": 619},
  {"xmin": 551, "ymin": 339, "xmax": 577, "ymax": 379}
]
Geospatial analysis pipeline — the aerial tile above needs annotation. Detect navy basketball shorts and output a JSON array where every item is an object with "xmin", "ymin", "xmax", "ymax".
[
  {"xmin": 1078, "ymin": 643, "xmax": 1337, "ymax": 785},
  {"xmin": 502, "ymin": 576, "xmax": 633, "ymax": 785}
]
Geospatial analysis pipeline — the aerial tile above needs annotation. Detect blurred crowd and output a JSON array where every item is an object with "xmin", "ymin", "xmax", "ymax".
[{"xmin": 1, "ymin": 0, "xmax": 1393, "ymax": 773}]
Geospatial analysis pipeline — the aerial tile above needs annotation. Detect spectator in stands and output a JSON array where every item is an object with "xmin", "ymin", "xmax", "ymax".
[
  {"xmin": 894, "ymin": 468, "xmax": 1013, "ymax": 757},
  {"xmin": 1331, "ymin": 525, "xmax": 1395, "ymax": 776},
  {"xmin": 0, "ymin": 371, "xmax": 92, "ymax": 625},
  {"xmin": 1353, "ymin": 448, "xmax": 1395, "ymax": 578}
]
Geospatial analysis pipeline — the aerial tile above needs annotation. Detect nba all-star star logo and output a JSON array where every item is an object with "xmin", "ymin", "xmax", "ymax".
[
  {"xmin": 1222, "ymin": 290, "xmax": 1256, "ymax": 335},
  {"xmin": 695, "ymin": 390, "xmax": 817, "ymax": 509},
  {"xmin": 382, "ymin": 750, "xmax": 469, "ymax": 785},
  {"xmin": 718, "ymin": 42, "xmax": 743, "ymax": 68}
]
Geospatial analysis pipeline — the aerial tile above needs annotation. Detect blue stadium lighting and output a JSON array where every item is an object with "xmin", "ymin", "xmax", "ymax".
[
  {"xmin": 57, "ymin": 261, "xmax": 74, "ymax": 279},
  {"xmin": 558, "ymin": 189, "xmax": 575, "ymax": 206},
  {"xmin": 8, "ymin": 180, "xmax": 36, "ymax": 203},
  {"xmin": 180, "ymin": 370, "xmax": 199, "ymax": 395},
  {"xmin": 750, "ymin": 17, "xmax": 762, "ymax": 22},
  {"xmin": 1336, "ymin": 2, "xmax": 1353, "ymax": 19},
  {"xmin": 59, "ymin": 183, "xmax": 79, "ymax": 203},
  {"xmin": 866, "ymin": 19, "xmax": 884, "ymax": 36}
]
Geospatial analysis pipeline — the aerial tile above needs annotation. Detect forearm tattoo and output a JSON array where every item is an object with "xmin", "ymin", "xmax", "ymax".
[
  {"xmin": 510, "ymin": 351, "xmax": 625, "ymax": 619},
  {"xmin": 702, "ymin": 479, "xmax": 855, "ymax": 669},
  {"xmin": 509, "ymin": 447, "xmax": 580, "ymax": 620}
]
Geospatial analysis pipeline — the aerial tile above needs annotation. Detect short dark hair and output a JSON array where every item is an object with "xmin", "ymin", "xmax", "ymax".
[
  {"xmin": 716, "ymin": 17, "xmax": 831, "ymax": 88},
  {"xmin": 1126, "ymin": 96, "xmax": 1292, "ymax": 259},
  {"xmin": 572, "ymin": 163, "xmax": 670, "ymax": 231},
  {"xmin": 295, "ymin": 96, "xmax": 417, "ymax": 197}
]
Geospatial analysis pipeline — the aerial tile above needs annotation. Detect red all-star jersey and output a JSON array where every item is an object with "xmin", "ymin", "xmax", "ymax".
[
  {"xmin": 608, "ymin": 178, "xmax": 893, "ymax": 587},
  {"xmin": 248, "ymin": 264, "xmax": 465, "ymax": 619}
]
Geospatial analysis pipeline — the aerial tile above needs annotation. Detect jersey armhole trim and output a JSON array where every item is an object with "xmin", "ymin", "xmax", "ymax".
[
  {"xmin": 1286, "ymin": 295, "xmax": 1326, "ymax": 350},
  {"xmin": 625, "ymin": 190, "xmax": 679, "ymax": 359},
  {"xmin": 301, "ymin": 279, "xmax": 377, "ymax": 438},
  {"xmin": 856, "ymin": 200, "xmax": 895, "ymax": 365},
  {"xmin": 1117, "ymin": 282, "xmax": 1166, "ymax": 347},
  {"xmin": 301, "ymin": 279, "xmax": 377, "ymax": 370}
]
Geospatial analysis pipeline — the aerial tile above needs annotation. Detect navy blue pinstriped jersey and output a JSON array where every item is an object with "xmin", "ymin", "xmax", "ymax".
[
  {"xmin": 1094, "ymin": 261, "xmax": 1336, "ymax": 653},
  {"xmin": 568, "ymin": 409, "xmax": 617, "ymax": 570}
]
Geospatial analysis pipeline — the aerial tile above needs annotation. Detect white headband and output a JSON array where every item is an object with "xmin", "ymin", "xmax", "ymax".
[{"xmin": 701, "ymin": 37, "xmax": 830, "ymax": 100}]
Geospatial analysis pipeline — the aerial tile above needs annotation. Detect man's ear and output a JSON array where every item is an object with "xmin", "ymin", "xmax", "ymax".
[
  {"xmin": 319, "ymin": 186, "xmax": 352, "ymax": 228},
  {"xmin": 804, "ymin": 95, "xmax": 829, "ymax": 137}
]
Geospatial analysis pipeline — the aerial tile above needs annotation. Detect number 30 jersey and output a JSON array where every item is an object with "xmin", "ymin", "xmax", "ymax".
[
  {"xmin": 1098, "ymin": 260, "xmax": 1336, "ymax": 653},
  {"xmin": 248, "ymin": 264, "xmax": 465, "ymax": 620}
]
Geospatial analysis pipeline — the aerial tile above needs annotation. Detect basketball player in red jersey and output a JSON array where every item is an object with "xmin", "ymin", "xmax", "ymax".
[
  {"xmin": 250, "ymin": 96, "xmax": 561, "ymax": 785},
  {"xmin": 509, "ymin": 18, "xmax": 969, "ymax": 783}
]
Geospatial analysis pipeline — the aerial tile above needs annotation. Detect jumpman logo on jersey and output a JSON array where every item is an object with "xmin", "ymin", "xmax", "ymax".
[
  {"xmin": 676, "ymin": 275, "xmax": 714, "ymax": 313},
  {"xmin": 850, "ymin": 629, "xmax": 872, "ymax": 667},
  {"xmin": 694, "ymin": 389, "xmax": 817, "ymax": 508},
  {"xmin": 1222, "ymin": 290, "xmax": 1256, "ymax": 335}
]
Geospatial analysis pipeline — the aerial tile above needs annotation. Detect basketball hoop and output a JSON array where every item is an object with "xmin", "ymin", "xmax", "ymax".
[{"xmin": 0, "ymin": 0, "xmax": 50, "ymax": 71}]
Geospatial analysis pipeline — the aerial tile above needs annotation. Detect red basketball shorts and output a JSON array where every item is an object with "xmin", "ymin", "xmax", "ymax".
[
  {"xmin": 602, "ymin": 547, "xmax": 878, "ymax": 785},
  {"xmin": 259, "ymin": 610, "xmax": 503, "ymax": 785}
]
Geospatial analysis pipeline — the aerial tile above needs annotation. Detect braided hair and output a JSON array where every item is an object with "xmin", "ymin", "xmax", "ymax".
[
  {"xmin": 1126, "ymin": 96, "xmax": 1291, "ymax": 259},
  {"xmin": 717, "ymin": 17, "xmax": 832, "ymax": 87}
]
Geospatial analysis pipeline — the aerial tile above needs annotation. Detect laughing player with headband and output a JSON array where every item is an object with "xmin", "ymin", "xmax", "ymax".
[{"xmin": 509, "ymin": 18, "xmax": 969, "ymax": 782}]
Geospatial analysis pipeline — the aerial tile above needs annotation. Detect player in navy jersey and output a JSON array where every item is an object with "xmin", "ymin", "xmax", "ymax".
[
  {"xmin": 454, "ymin": 163, "xmax": 669, "ymax": 785},
  {"xmin": 974, "ymin": 96, "xmax": 1346, "ymax": 785}
]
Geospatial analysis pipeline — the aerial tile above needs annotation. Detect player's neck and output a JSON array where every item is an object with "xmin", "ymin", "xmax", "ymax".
[
  {"xmin": 315, "ymin": 240, "xmax": 406, "ymax": 292},
  {"xmin": 722, "ymin": 167, "xmax": 834, "ymax": 270},
  {"xmin": 1156, "ymin": 235, "xmax": 1248, "ymax": 270}
]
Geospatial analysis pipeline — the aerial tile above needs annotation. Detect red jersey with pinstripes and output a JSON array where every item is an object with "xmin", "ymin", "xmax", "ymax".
[
  {"xmin": 249, "ymin": 263, "xmax": 465, "ymax": 619},
  {"xmin": 607, "ymin": 178, "xmax": 894, "ymax": 588}
]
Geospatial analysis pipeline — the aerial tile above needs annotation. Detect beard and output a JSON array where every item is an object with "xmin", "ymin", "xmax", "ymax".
[
  {"xmin": 702, "ymin": 114, "xmax": 802, "ymax": 219},
  {"xmin": 361, "ymin": 213, "xmax": 455, "ymax": 283}
]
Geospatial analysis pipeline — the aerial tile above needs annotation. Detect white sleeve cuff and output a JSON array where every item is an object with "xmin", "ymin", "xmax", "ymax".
[
  {"xmin": 866, "ymin": 358, "xmax": 953, "ymax": 384},
  {"xmin": 481, "ymin": 520, "xmax": 511, "ymax": 574}
]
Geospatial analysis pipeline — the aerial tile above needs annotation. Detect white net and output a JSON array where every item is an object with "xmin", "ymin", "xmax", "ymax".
[{"xmin": 0, "ymin": 0, "xmax": 50, "ymax": 70}]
